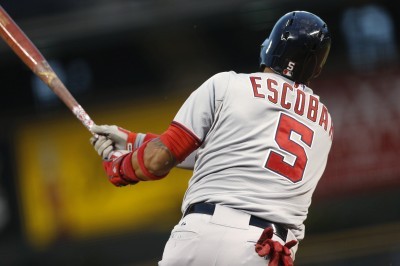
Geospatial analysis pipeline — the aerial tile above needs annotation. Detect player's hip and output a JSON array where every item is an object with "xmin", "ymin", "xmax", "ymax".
[{"xmin": 159, "ymin": 203, "xmax": 298, "ymax": 266}]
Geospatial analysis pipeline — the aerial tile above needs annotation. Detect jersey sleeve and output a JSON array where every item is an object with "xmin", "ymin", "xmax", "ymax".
[
  {"xmin": 176, "ymin": 150, "xmax": 196, "ymax": 170},
  {"xmin": 173, "ymin": 72, "xmax": 231, "ymax": 141}
]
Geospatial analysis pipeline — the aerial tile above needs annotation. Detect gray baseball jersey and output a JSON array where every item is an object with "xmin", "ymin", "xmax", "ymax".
[{"xmin": 173, "ymin": 71, "xmax": 333, "ymax": 240}]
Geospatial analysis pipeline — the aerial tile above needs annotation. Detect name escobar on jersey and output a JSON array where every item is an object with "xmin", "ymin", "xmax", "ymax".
[{"xmin": 249, "ymin": 76, "xmax": 333, "ymax": 140}]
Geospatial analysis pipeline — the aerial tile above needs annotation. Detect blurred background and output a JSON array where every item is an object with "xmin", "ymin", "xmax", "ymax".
[{"xmin": 0, "ymin": 0, "xmax": 399, "ymax": 265}]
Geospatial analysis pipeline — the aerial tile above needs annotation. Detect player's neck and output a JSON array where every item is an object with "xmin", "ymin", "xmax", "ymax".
[
  {"xmin": 262, "ymin": 67, "xmax": 310, "ymax": 87},
  {"xmin": 263, "ymin": 67, "xmax": 275, "ymax": 74}
]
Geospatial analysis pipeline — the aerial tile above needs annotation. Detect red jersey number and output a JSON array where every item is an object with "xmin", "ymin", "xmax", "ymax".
[{"xmin": 265, "ymin": 113, "xmax": 314, "ymax": 183}]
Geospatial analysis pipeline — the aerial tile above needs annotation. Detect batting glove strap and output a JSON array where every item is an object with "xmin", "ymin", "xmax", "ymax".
[
  {"xmin": 117, "ymin": 128, "xmax": 159, "ymax": 152},
  {"xmin": 103, "ymin": 152, "xmax": 140, "ymax": 187},
  {"xmin": 115, "ymin": 127, "xmax": 137, "ymax": 151}
]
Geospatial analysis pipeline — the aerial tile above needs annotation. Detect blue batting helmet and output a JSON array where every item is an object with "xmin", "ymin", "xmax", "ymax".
[{"xmin": 260, "ymin": 11, "xmax": 331, "ymax": 84}]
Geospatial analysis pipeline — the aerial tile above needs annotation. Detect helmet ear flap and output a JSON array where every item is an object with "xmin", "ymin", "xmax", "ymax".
[
  {"xmin": 306, "ymin": 38, "xmax": 331, "ymax": 80},
  {"xmin": 300, "ymin": 53, "xmax": 319, "ymax": 82}
]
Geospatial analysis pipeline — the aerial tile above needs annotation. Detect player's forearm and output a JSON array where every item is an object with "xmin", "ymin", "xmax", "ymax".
[
  {"xmin": 98, "ymin": 123, "xmax": 200, "ymax": 186},
  {"xmin": 132, "ymin": 123, "xmax": 200, "ymax": 180},
  {"xmin": 131, "ymin": 139, "xmax": 177, "ymax": 180},
  {"xmin": 131, "ymin": 123, "xmax": 200, "ymax": 181}
]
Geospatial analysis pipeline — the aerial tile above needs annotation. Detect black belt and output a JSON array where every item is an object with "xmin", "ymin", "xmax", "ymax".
[{"xmin": 184, "ymin": 202, "xmax": 288, "ymax": 241}]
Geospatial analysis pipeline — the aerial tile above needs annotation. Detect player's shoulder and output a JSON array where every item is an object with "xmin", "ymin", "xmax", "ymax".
[
  {"xmin": 210, "ymin": 71, "xmax": 266, "ymax": 83},
  {"xmin": 209, "ymin": 71, "xmax": 237, "ymax": 81},
  {"xmin": 205, "ymin": 71, "xmax": 238, "ymax": 92}
]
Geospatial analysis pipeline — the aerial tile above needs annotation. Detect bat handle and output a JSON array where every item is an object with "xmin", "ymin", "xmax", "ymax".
[{"xmin": 72, "ymin": 105, "xmax": 96, "ymax": 135}]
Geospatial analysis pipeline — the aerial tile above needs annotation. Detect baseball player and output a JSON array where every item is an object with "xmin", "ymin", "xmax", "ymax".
[{"xmin": 91, "ymin": 10, "xmax": 332, "ymax": 266}]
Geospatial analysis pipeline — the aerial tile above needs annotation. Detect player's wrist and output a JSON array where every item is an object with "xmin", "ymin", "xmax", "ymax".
[{"xmin": 103, "ymin": 151, "xmax": 141, "ymax": 187}]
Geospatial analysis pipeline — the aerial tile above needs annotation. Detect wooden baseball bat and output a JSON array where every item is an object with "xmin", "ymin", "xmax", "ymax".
[{"xmin": 0, "ymin": 5, "xmax": 95, "ymax": 132}]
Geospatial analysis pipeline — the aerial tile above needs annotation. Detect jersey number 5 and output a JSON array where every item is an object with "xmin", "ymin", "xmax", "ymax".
[{"xmin": 265, "ymin": 113, "xmax": 314, "ymax": 183}]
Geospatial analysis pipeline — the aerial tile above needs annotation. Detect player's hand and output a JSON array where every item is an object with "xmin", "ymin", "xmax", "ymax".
[
  {"xmin": 255, "ymin": 227, "xmax": 297, "ymax": 266},
  {"xmin": 90, "ymin": 135, "xmax": 114, "ymax": 160},
  {"xmin": 91, "ymin": 124, "xmax": 136, "ymax": 151}
]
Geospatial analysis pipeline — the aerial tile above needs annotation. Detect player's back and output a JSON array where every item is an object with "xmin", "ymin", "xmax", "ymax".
[{"xmin": 181, "ymin": 71, "xmax": 333, "ymax": 240}]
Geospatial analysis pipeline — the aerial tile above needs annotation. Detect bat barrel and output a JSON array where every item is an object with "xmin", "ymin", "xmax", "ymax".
[{"xmin": 0, "ymin": 5, "xmax": 96, "ymax": 132}]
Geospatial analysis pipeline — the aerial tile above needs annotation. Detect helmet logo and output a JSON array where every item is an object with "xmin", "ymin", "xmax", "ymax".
[{"xmin": 283, "ymin": 61, "xmax": 295, "ymax": 77}]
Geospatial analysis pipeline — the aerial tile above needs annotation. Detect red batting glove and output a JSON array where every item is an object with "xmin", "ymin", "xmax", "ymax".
[
  {"xmin": 102, "ymin": 151, "xmax": 141, "ymax": 187},
  {"xmin": 255, "ymin": 227, "xmax": 297, "ymax": 266}
]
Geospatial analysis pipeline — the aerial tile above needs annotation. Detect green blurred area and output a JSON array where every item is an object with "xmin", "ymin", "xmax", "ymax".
[{"xmin": 1, "ymin": 0, "xmax": 400, "ymax": 265}]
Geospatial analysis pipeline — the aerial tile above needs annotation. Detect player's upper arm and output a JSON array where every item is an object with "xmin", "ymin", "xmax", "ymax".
[
  {"xmin": 136, "ymin": 71, "xmax": 231, "ymax": 174},
  {"xmin": 173, "ymin": 71, "xmax": 231, "ymax": 142}
]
